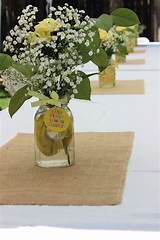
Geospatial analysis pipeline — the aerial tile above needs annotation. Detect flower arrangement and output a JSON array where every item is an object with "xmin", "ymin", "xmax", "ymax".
[
  {"xmin": 98, "ymin": 24, "xmax": 140, "ymax": 65},
  {"xmin": 97, "ymin": 26, "xmax": 129, "ymax": 87},
  {"xmin": 94, "ymin": 8, "xmax": 140, "ymax": 71},
  {"xmin": 116, "ymin": 25, "xmax": 139, "ymax": 53},
  {"xmin": 99, "ymin": 26, "xmax": 128, "ymax": 60},
  {"xmin": 95, "ymin": 8, "xmax": 140, "ymax": 88},
  {"xmin": 1, "ymin": 4, "xmax": 102, "ymax": 116}
]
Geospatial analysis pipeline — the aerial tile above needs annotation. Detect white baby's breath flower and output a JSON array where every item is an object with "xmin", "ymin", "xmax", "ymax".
[
  {"xmin": 78, "ymin": 39, "xmax": 83, "ymax": 44},
  {"xmin": 20, "ymin": 53, "xmax": 25, "ymax": 58},
  {"xmin": 16, "ymin": 37, "xmax": 22, "ymax": 43},
  {"xmin": 50, "ymin": 59, "xmax": 54, "ymax": 64},
  {"xmin": 88, "ymin": 32, "xmax": 95, "ymax": 38},
  {"xmin": 70, "ymin": 82, "xmax": 74, "ymax": 86},
  {"xmin": 55, "ymin": 11, "xmax": 60, "ymax": 16},
  {"xmin": 50, "ymin": 6, "xmax": 56, "ymax": 11},
  {"xmin": 65, "ymin": 77, "xmax": 70, "ymax": 83},
  {"xmin": 14, "ymin": 25, "xmax": 18, "ymax": 31},
  {"xmin": 85, "ymin": 40, "xmax": 90, "ymax": 47},
  {"xmin": 52, "ymin": 35, "xmax": 58, "ymax": 41},
  {"xmin": 33, "ymin": 7, "xmax": 38, "ymax": 12},
  {"xmin": 73, "ymin": 89, "xmax": 78, "ymax": 94},
  {"xmin": 60, "ymin": 32, "xmax": 65, "ymax": 40},
  {"xmin": 12, "ymin": 55, "xmax": 18, "ymax": 61},
  {"xmin": 88, "ymin": 50, "xmax": 93, "ymax": 56},
  {"xmin": 46, "ymin": 69, "xmax": 51, "ymax": 77},
  {"xmin": 6, "ymin": 36, "xmax": 12, "ymax": 42},
  {"xmin": 79, "ymin": 10, "xmax": 85, "ymax": 14},
  {"xmin": 10, "ymin": 30, "xmax": 15, "ymax": 36},
  {"xmin": 69, "ymin": 42, "xmax": 74, "ymax": 48},
  {"xmin": 46, "ymin": 80, "xmax": 52, "ymax": 87}
]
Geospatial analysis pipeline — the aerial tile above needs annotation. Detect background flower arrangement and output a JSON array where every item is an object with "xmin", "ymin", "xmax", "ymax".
[
  {"xmin": 99, "ymin": 26, "xmax": 128, "ymax": 66},
  {"xmin": 116, "ymin": 24, "xmax": 139, "ymax": 54},
  {"xmin": 93, "ymin": 10, "xmax": 140, "ymax": 88}
]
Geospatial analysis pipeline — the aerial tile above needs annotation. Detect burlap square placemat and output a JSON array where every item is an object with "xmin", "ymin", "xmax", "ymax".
[
  {"xmin": 0, "ymin": 132, "xmax": 134, "ymax": 205},
  {"xmin": 125, "ymin": 59, "xmax": 145, "ymax": 65},
  {"xmin": 91, "ymin": 80, "xmax": 144, "ymax": 95},
  {"xmin": 133, "ymin": 49, "xmax": 146, "ymax": 54}
]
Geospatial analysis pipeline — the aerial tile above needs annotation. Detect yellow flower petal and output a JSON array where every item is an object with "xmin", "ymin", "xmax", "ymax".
[
  {"xmin": 116, "ymin": 25, "xmax": 137, "ymax": 32},
  {"xmin": 116, "ymin": 26, "xmax": 126, "ymax": 32},
  {"xmin": 34, "ymin": 18, "xmax": 60, "ymax": 42},
  {"xmin": 99, "ymin": 29, "xmax": 108, "ymax": 41}
]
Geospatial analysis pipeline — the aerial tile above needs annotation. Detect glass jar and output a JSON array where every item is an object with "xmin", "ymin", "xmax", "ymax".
[
  {"xmin": 99, "ymin": 65, "xmax": 116, "ymax": 88},
  {"xmin": 127, "ymin": 38, "xmax": 136, "ymax": 53},
  {"xmin": 115, "ymin": 55, "xmax": 126, "ymax": 64},
  {"xmin": 34, "ymin": 104, "xmax": 75, "ymax": 168}
]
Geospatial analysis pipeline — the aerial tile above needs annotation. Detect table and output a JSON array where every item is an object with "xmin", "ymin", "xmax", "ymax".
[
  {"xmin": 119, "ymin": 45, "xmax": 160, "ymax": 71},
  {"xmin": 0, "ymin": 45, "xmax": 160, "ymax": 231}
]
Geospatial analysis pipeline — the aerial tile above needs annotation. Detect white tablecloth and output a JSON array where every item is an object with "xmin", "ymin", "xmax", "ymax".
[{"xmin": 0, "ymin": 45, "xmax": 160, "ymax": 231}]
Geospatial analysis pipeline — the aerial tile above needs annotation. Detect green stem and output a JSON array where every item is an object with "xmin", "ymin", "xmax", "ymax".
[{"xmin": 86, "ymin": 72, "xmax": 98, "ymax": 77}]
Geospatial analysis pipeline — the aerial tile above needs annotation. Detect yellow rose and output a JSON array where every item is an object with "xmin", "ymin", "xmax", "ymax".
[
  {"xmin": 34, "ymin": 18, "xmax": 60, "ymax": 41},
  {"xmin": 99, "ymin": 29, "xmax": 108, "ymax": 41},
  {"xmin": 116, "ymin": 25, "xmax": 137, "ymax": 32}
]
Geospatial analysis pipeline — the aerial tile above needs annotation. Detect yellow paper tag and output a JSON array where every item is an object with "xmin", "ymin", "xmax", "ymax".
[{"xmin": 44, "ymin": 106, "xmax": 70, "ymax": 133}]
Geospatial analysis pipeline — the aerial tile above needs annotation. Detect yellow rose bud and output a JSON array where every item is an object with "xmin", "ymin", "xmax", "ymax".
[
  {"xmin": 116, "ymin": 25, "xmax": 137, "ymax": 32},
  {"xmin": 116, "ymin": 26, "xmax": 126, "ymax": 32},
  {"xmin": 99, "ymin": 28, "xmax": 108, "ymax": 41},
  {"xmin": 34, "ymin": 18, "xmax": 60, "ymax": 42}
]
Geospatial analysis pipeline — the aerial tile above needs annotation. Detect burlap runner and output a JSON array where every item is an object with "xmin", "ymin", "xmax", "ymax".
[
  {"xmin": 0, "ymin": 132, "xmax": 134, "ymax": 206},
  {"xmin": 124, "ymin": 59, "xmax": 145, "ymax": 65},
  {"xmin": 91, "ymin": 80, "xmax": 144, "ymax": 95}
]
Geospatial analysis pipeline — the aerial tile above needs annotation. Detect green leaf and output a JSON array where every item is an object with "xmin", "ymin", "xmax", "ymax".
[
  {"xmin": 91, "ymin": 47, "xmax": 109, "ymax": 72},
  {"xmin": 95, "ymin": 14, "xmax": 113, "ymax": 31},
  {"xmin": 77, "ymin": 45, "xmax": 90, "ymax": 64},
  {"xmin": 0, "ymin": 53, "xmax": 13, "ymax": 70},
  {"xmin": 9, "ymin": 85, "xmax": 31, "ymax": 117},
  {"xmin": 89, "ymin": 27, "xmax": 101, "ymax": 51},
  {"xmin": 117, "ymin": 45, "xmax": 128, "ymax": 56},
  {"xmin": 12, "ymin": 63, "xmax": 34, "ymax": 78},
  {"xmin": 77, "ymin": 26, "xmax": 101, "ymax": 64},
  {"xmin": 112, "ymin": 8, "xmax": 140, "ymax": 27},
  {"xmin": 50, "ymin": 91, "xmax": 59, "ymax": 100},
  {"xmin": 0, "ymin": 98, "xmax": 10, "ymax": 110},
  {"xmin": 0, "ymin": 87, "xmax": 10, "ymax": 98},
  {"xmin": 74, "ymin": 71, "xmax": 91, "ymax": 100}
]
